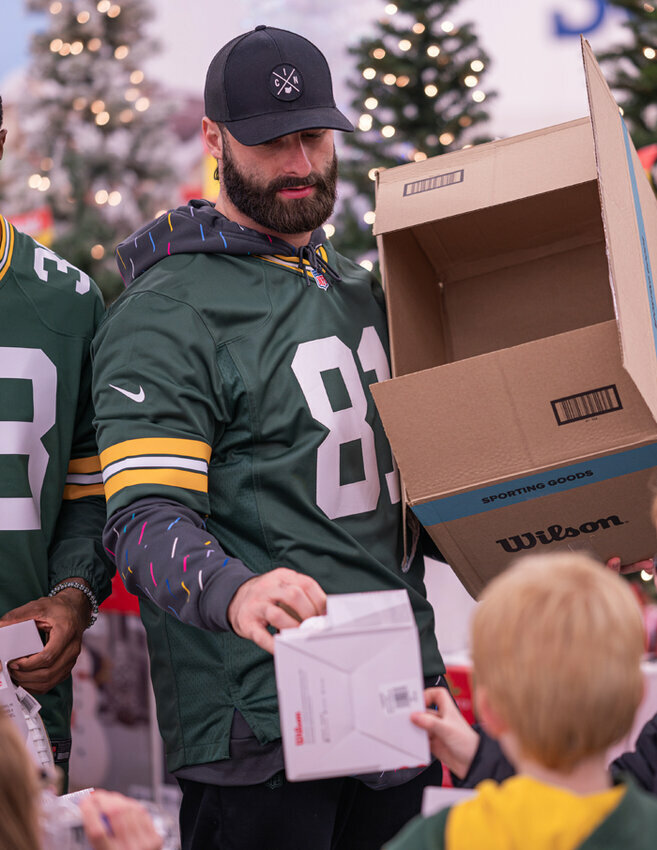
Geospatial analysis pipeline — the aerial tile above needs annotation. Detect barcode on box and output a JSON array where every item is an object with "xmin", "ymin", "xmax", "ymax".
[
  {"xmin": 392, "ymin": 687, "xmax": 410, "ymax": 708},
  {"xmin": 551, "ymin": 385, "xmax": 622, "ymax": 425},
  {"xmin": 403, "ymin": 169, "xmax": 464, "ymax": 197},
  {"xmin": 380, "ymin": 682, "xmax": 416, "ymax": 715}
]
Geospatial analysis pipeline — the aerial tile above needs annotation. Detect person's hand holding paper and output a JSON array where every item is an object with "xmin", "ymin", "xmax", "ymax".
[{"xmin": 274, "ymin": 590, "xmax": 430, "ymax": 781}]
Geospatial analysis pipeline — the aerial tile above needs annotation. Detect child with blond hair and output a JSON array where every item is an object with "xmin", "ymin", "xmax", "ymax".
[{"xmin": 385, "ymin": 552, "xmax": 657, "ymax": 849}]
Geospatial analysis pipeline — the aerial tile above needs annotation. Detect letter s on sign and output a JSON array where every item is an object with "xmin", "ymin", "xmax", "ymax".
[{"xmin": 552, "ymin": 0, "xmax": 606, "ymax": 37}]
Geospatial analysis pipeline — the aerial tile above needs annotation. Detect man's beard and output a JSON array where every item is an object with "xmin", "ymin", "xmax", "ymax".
[{"xmin": 221, "ymin": 139, "xmax": 338, "ymax": 235}]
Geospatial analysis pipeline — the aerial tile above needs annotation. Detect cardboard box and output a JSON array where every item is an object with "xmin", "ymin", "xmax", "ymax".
[
  {"xmin": 274, "ymin": 590, "xmax": 430, "ymax": 781},
  {"xmin": 371, "ymin": 39, "xmax": 657, "ymax": 598}
]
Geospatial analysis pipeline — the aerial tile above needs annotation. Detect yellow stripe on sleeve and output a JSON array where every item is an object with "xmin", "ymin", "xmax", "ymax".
[
  {"xmin": 63, "ymin": 482, "xmax": 106, "ymax": 500},
  {"xmin": 0, "ymin": 217, "xmax": 16, "ymax": 283},
  {"xmin": 68, "ymin": 455, "xmax": 102, "ymax": 474},
  {"xmin": 100, "ymin": 437, "xmax": 212, "ymax": 468},
  {"xmin": 103, "ymin": 468, "xmax": 209, "ymax": 501},
  {"xmin": 257, "ymin": 255, "xmax": 303, "ymax": 274}
]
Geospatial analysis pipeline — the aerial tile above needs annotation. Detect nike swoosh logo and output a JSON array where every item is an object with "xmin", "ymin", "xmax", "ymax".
[{"xmin": 109, "ymin": 383, "xmax": 145, "ymax": 403}]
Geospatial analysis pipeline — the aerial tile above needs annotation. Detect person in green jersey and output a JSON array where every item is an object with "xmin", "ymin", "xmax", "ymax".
[
  {"xmin": 0, "ymin": 96, "xmax": 113, "ymax": 777},
  {"xmin": 91, "ymin": 26, "xmax": 445, "ymax": 850}
]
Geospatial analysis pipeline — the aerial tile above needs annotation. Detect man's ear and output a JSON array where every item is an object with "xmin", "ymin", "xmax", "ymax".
[
  {"xmin": 202, "ymin": 118, "xmax": 223, "ymax": 164},
  {"xmin": 0, "ymin": 128, "xmax": 7, "ymax": 161},
  {"xmin": 474, "ymin": 685, "xmax": 509, "ymax": 739}
]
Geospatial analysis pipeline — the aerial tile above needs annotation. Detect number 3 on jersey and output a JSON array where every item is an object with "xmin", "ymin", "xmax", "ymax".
[
  {"xmin": 0, "ymin": 348, "xmax": 56, "ymax": 530},
  {"xmin": 291, "ymin": 326, "xmax": 400, "ymax": 520}
]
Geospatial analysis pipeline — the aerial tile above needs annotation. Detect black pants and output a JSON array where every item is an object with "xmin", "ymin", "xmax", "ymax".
[{"xmin": 178, "ymin": 759, "xmax": 444, "ymax": 850}]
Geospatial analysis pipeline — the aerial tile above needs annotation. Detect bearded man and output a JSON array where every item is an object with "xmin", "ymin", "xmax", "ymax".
[{"xmin": 91, "ymin": 25, "xmax": 445, "ymax": 850}]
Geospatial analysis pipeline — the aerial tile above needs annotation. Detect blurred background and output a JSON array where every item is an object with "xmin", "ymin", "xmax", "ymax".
[{"xmin": 1, "ymin": 0, "xmax": 655, "ymax": 301}]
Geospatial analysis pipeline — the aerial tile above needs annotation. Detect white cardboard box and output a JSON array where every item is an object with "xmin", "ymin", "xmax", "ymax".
[
  {"xmin": 0, "ymin": 620, "xmax": 53, "ymax": 770},
  {"xmin": 274, "ymin": 590, "xmax": 430, "ymax": 781}
]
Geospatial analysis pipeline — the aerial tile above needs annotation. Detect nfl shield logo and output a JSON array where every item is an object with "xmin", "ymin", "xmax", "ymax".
[{"xmin": 311, "ymin": 268, "xmax": 330, "ymax": 290}]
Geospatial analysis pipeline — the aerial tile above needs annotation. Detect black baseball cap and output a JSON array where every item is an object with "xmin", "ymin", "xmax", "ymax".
[{"xmin": 204, "ymin": 25, "xmax": 354, "ymax": 146}]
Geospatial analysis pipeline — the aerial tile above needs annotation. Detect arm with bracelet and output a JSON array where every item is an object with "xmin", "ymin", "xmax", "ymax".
[
  {"xmin": 49, "ymin": 581, "xmax": 99, "ymax": 627},
  {"xmin": 1, "ymin": 372, "xmax": 113, "ymax": 695},
  {"xmin": 2, "ymin": 512, "xmax": 110, "ymax": 700}
]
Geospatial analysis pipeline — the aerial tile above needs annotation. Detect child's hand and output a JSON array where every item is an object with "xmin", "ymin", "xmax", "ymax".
[
  {"xmin": 411, "ymin": 687, "xmax": 480, "ymax": 780},
  {"xmin": 79, "ymin": 790, "xmax": 162, "ymax": 850},
  {"xmin": 606, "ymin": 556, "xmax": 654, "ymax": 583},
  {"xmin": 606, "ymin": 556, "xmax": 653, "ymax": 575}
]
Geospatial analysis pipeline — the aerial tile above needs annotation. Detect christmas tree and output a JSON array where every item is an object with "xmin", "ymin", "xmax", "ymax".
[
  {"xmin": 5, "ymin": 0, "xmax": 178, "ymax": 301},
  {"xmin": 599, "ymin": 1, "xmax": 657, "ymax": 150},
  {"xmin": 332, "ymin": 0, "xmax": 495, "ymax": 266}
]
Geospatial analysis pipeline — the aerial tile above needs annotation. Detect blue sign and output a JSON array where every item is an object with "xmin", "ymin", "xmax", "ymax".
[{"xmin": 553, "ymin": 0, "xmax": 607, "ymax": 37}]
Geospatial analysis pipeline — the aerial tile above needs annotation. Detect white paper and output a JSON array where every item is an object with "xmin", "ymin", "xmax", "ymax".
[
  {"xmin": 422, "ymin": 786, "xmax": 476, "ymax": 816},
  {"xmin": 274, "ymin": 590, "xmax": 430, "ymax": 781},
  {"xmin": 0, "ymin": 619, "xmax": 43, "ymax": 663},
  {"xmin": 0, "ymin": 621, "xmax": 52, "ymax": 771}
]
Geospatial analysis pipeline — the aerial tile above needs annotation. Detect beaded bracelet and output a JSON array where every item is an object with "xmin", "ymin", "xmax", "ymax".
[{"xmin": 48, "ymin": 581, "xmax": 99, "ymax": 628}]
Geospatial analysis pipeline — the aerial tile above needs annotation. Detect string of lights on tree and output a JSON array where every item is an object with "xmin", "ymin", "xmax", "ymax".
[
  {"xmin": 331, "ymin": 0, "xmax": 495, "ymax": 267},
  {"xmin": 5, "ymin": 0, "xmax": 177, "ymax": 301}
]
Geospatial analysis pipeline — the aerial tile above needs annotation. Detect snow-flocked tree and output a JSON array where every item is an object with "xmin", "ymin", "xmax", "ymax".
[{"xmin": 5, "ymin": 0, "xmax": 178, "ymax": 301}]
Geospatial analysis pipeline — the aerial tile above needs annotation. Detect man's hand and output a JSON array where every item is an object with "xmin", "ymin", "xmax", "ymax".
[
  {"xmin": 227, "ymin": 567, "xmax": 327, "ymax": 654},
  {"xmin": 0, "ymin": 587, "xmax": 91, "ymax": 693},
  {"xmin": 411, "ymin": 687, "xmax": 480, "ymax": 781}
]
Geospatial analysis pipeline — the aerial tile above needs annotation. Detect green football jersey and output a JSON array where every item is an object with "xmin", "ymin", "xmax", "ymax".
[
  {"xmin": 0, "ymin": 214, "xmax": 111, "ymax": 744},
  {"xmin": 93, "ymin": 202, "xmax": 443, "ymax": 769}
]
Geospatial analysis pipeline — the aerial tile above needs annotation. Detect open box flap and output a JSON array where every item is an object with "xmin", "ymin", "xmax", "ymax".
[
  {"xmin": 374, "ymin": 118, "xmax": 596, "ymax": 237},
  {"xmin": 583, "ymin": 37, "xmax": 657, "ymax": 422}
]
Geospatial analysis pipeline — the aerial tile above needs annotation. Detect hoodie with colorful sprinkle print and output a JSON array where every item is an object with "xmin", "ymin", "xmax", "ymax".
[{"xmin": 91, "ymin": 199, "xmax": 443, "ymax": 776}]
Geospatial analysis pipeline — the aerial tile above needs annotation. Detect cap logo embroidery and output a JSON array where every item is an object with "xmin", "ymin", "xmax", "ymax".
[{"xmin": 270, "ymin": 64, "xmax": 303, "ymax": 101}]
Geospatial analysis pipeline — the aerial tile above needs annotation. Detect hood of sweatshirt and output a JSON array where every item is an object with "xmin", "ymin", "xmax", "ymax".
[
  {"xmin": 114, "ymin": 198, "xmax": 341, "ymax": 288},
  {"xmin": 445, "ymin": 777, "xmax": 624, "ymax": 850}
]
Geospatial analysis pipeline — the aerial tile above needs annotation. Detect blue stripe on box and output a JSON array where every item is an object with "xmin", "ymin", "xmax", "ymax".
[
  {"xmin": 620, "ymin": 118, "xmax": 657, "ymax": 355},
  {"xmin": 411, "ymin": 443, "xmax": 657, "ymax": 526}
]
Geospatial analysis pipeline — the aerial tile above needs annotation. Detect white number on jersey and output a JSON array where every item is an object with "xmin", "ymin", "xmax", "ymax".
[
  {"xmin": 34, "ymin": 245, "xmax": 91, "ymax": 294},
  {"xmin": 357, "ymin": 325, "xmax": 401, "ymax": 506},
  {"xmin": 291, "ymin": 326, "xmax": 400, "ymax": 520},
  {"xmin": 0, "ymin": 348, "xmax": 57, "ymax": 530}
]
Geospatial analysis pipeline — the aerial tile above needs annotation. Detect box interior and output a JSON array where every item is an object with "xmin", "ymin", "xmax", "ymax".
[{"xmin": 383, "ymin": 180, "xmax": 615, "ymax": 378}]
